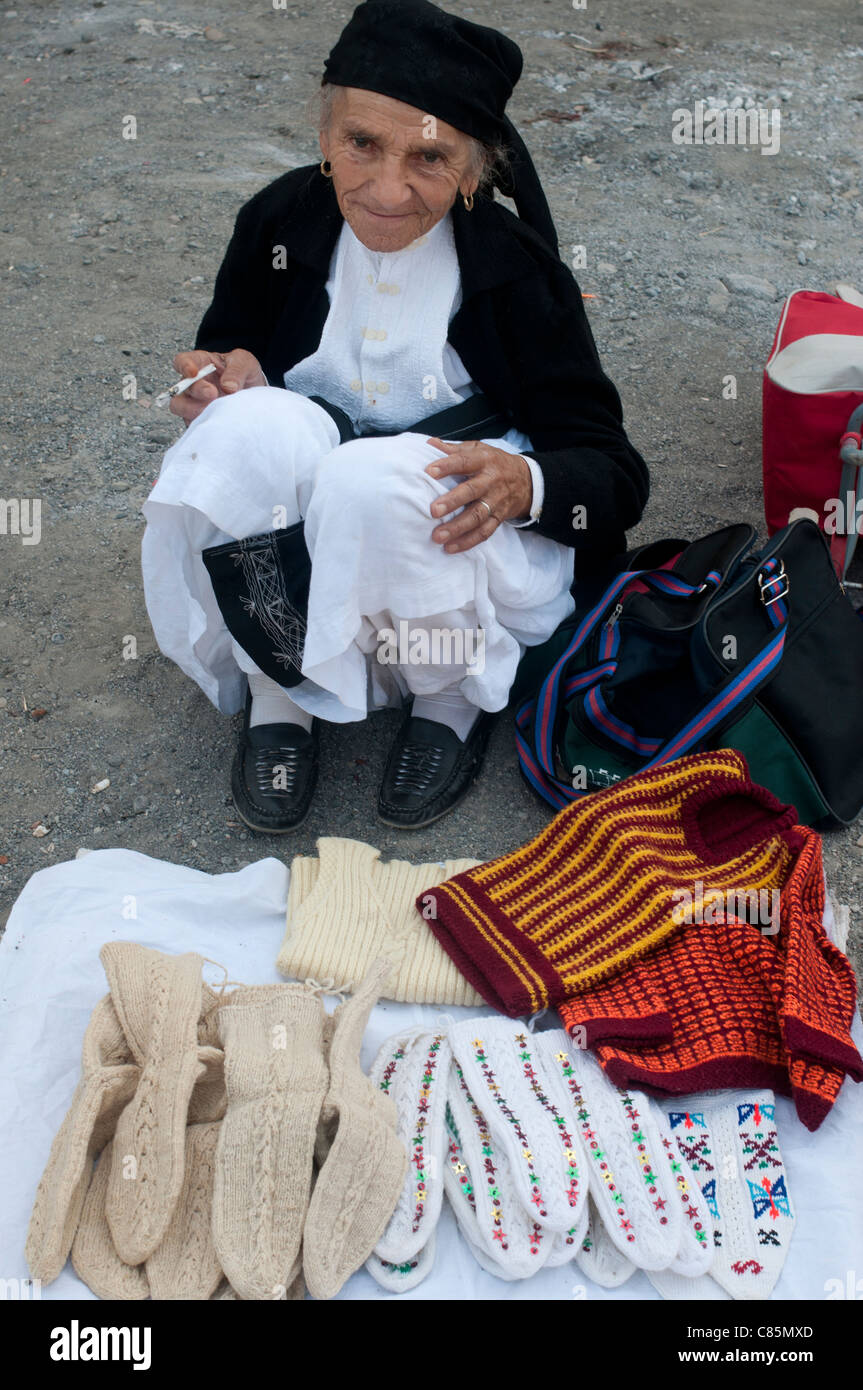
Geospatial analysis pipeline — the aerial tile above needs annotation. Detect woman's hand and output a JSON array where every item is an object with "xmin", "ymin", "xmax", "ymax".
[
  {"xmin": 168, "ymin": 348, "xmax": 267, "ymax": 423},
  {"xmin": 425, "ymin": 438, "xmax": 533, "ymax": 553}
]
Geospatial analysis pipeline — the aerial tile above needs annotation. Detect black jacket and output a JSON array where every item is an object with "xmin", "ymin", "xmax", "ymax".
[{"xmin": 195, "ymin": 164, "xmax": 649, "ymax": 557}]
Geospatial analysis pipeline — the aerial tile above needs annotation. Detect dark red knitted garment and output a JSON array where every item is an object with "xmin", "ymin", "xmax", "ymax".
[{"xmin": 560, "ymin": 828, "xmax": 862, "ymax": 1131}]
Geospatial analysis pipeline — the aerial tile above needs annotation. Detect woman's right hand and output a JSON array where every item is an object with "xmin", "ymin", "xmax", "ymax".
[{"xmin": 168, "ymin": 348, "xmax": 267, "ymax": 422}]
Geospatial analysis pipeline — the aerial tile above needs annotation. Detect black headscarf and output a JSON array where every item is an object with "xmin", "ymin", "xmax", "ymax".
[{"xmin": 321, "ymin": 0, "xmax": 560, "ymax": 255}]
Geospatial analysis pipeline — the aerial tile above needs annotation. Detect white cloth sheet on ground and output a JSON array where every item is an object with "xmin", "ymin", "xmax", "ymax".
[{"xmin": 1, "ymin": 847, "xmax": 860, "ymax": 1301}]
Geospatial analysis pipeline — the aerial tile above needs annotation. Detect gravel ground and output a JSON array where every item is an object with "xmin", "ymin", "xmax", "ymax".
[{"xmin": 1, "ymin": 0, "xmax": 862, "ymax": 974}]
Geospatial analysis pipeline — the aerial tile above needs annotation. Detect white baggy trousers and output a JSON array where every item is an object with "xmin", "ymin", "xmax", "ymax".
[{"xmin": 141, "ymin": 385, "xmax": 575, "ymax": 723}]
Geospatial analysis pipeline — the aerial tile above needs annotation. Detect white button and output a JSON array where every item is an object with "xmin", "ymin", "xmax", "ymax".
[
  {"xmin": 362, "ymin": 327, "xmax": 387, "ymax": 341},
  {"xmin": 350, "ymin": 379, "xmax": 361, "ymax": 391},
  {"xmin": 377, "ymin": 282, "xmax": 401, "ymax": 295},
  {"xmin": 363, "ymin": 379, "xmax": 376, "ymax": 391},
  {"xmin": 377, "ymin": 381, "xmax": 390, "ymax": 394}
]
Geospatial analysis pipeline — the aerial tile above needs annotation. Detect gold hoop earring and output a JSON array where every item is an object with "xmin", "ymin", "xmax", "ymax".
[
  {"xmin": 320, "ymin": 159, "xmax": 333, "ymax": 178},
  {"xmin": 462, "ymin": 191, "xmax": 474, "ymax": 211}
]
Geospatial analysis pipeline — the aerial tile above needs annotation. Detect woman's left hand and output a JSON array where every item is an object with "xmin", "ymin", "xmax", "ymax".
[{"xmin": 425, "ymin": 438, "xmax": 533, "ymax": 553}]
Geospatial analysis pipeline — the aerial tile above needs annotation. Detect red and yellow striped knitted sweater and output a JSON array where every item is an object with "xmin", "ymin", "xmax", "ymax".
[
  {"xmin": 559, "ymin": 827, "xmax": 862, "ymax": 1131},
  {"xmin": 422, "ymin": 751, "xmax": 799, "ymax": 1016}
]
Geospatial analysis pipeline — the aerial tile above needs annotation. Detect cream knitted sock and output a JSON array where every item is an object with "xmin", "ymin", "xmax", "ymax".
[
  {"xmin": 212, "ymin": 984, "xmax": 328, "ymax": 1301},
  {"xmin": 211, "ymin": 1269, "xmax": 307, "ymax": 1300},
  {"xmin": 303, "ymin": 959, "xmax": 408, "ymax": 1300},
  {"xmin": 146, "ymin": 1122, "xmax": 223, "ymax": 1300},
  {"xmin": 313, "ymin": 1011, "xmax": 339, "ymax": 1170},
  {"xmin": 70, "ymin": 1141, "xmax": 150, "ymax": 1300},
  {"xmin": 101, "ymin": 943, "xmax": 205, "ymax": 1266},
  {"xmin": 26, "ymin": 993, "xmax": 140, "ymax": 1284}
]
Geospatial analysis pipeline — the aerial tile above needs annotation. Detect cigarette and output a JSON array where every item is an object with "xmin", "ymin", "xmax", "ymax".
[{"xmin": 154, "ymin": 362, "xmax": 218, "ymax": 408}]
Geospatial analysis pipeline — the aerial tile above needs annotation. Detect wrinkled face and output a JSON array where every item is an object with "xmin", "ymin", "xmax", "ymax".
[{"xmin": 319, "ymin": 86, "xmax": 480, "ymax": 252}]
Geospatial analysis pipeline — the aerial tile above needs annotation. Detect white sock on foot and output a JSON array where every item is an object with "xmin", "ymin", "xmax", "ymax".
[
  {"xmin": 248, "ymin": 672, "xmax": 314, "ymax": 732},
  {"xmin": 411, "ymin": 689, "xmax": 480, "ymax": 742}
]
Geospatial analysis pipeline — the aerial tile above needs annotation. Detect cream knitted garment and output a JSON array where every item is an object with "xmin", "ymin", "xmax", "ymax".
[
  {"xmin": 25, "ymin": 994, "xmax": 139, "ymax": 1284},
  {"xmin": 303, "ymin": 959, "xmax": 408, "ymax": 1300},
  {"xmin": 277, "ymin": 838, "xmax": 484, "ymax": 1006},
  {"xmin": 212, "ymin": 984, "xmax": 329, "ymax": 1301},
  {"xmin": 101, "ymin": 943, "xmax": 205, "ymax": 1266}
]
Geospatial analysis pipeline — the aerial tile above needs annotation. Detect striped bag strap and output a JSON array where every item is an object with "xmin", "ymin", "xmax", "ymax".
[{"xmin": 516, "ymin": 556, "xmax": 789, "ymax": 808}]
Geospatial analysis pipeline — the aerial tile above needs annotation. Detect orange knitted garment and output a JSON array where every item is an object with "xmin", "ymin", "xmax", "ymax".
[
  {"xmin": 559, "ymin": 827, "xmax": 862, "ymax": 1132},
  {"xmin": 423, "ymin": 751, "xmax": 799, "ymax": 1017}
]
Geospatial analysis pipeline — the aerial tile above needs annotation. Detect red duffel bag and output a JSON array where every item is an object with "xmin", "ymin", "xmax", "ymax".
[{"xmin": 763, "ymin": 287, "xmax": 863, "ymax": 580}]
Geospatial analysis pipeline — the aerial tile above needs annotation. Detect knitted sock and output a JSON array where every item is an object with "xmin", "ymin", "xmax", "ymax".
[
  {"xmin": 575, "ymin": 1198, "xmax": 636, "ymax": 1289},
  {"xmin": 442, "ymin": 1114, "xmax": 534, "ymax": 1284},
  {"xmin": 211, "ymin": 1268, "xmax": 306, "ymax": 1300},
  {"xmin": 659, "ymin": 1091, "xmax": 795, "ymax": 1300},
  {"xmin": 544, "ymin": 1200, "xmax": 589, "ymax": 1267},
  {"xmin": 146, "ymin": 1122, "xmax": 223, "ymax": 1300},
  {"xmin": 449, "ymin": 1018, "xmax": 589, "ymax": 1236},
  {"xmin": 536, "ymin": 1036, "xmax": 682, "ymax": 1270},
  {"xmin": 303, "ymin": 959, "xmax": 408, "ymax": 1301},
  {"xmin": 70, "ymin": 1142, "xmax": 149, "ymax": 1300},
  {"xmin": 363, "ymin": 1026, "xmax": 439, "ymax": 1293},
  {"xmin": 26, "ymin": 994, "xmax": 140, "ymax": 1284},
  {"xmin": 365, "ymin": 1232, "xmax": 437, "ymax": 1294},
  {"xmin": 212, "ymin": 984, "xmax": 328, "ymax": 1301},
  {"xmin": 101, "ymin": 943, "xmax": 205, "ymax": 1265},
  {"xmin": 411, "ymin": 690, "xmax": 480, "ymax": 742},
  {"xmin": 444, "ymin": 1056, "xmax": 558, "ymax": 1278},
  {"xmin": 371, "ymin": 1030, "xmax": 450, "ymax": 1265},
  {"xmin": 648, "ymin": 1270, "xmax": 731, "ymax": 1300},
  {"xmin": 187, "ymin": 1046, "xmax": 227, "ymax": 1125},
  {"xmin": 653, "ymin": 1109, "xmax": 715, "ymax": 1278},
  {"xmin": 248, "ymin": 671, "xmax": 313, "ymax": 731},
  {"xmin": 313, "ymin": 1011, "xmax": 340, "ymax": 1171}
]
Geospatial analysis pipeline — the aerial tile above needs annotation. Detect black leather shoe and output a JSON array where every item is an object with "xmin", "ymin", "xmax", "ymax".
[
  {"xmin": 377, "ymin": 710, "xmax": 496, "ymax": 829},
  {"xmin": 231, "ymin": 693, "xmax": 319, "ymax": 833}
]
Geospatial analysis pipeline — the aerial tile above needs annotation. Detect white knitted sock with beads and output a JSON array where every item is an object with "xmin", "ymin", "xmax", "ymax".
[
  {"xmin": 648, "ymin": 1269, "xmax": 731, "ymax": 1300},
  {"xmin": 575, "ymin": 1197, "xmax": 637, "ymax": 1289},
  {"xmin": 449, "ymin": 1018, "xmax": 589, "ymax": 1237},
  {"xmin": 544, "ymin": 1200, "xmax": 590, "ymax": 1267},
  {"xmin": 535, "ymin": 1035, "xmax": 682, "ymax": 1270},
  {"xmin": 370, "ymin": 1028, "xmax": 450, "ymax": 1265},
  {"xmin": 444, "ymin": 1057, "xmax": 558, "ymax": 1279},
  {"xmin": 365, "ymin": 1231, "xmax": 438, "ymax": 1293},
  {"xmin": 651, "ymin": 1108, "xmax": 715, "ymax": 1279}
]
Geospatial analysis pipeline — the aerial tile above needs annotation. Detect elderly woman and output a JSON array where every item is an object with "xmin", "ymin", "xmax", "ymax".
[{"xmin": 141, "ymin": 0, "xmax": 648, "ymax": 833}]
